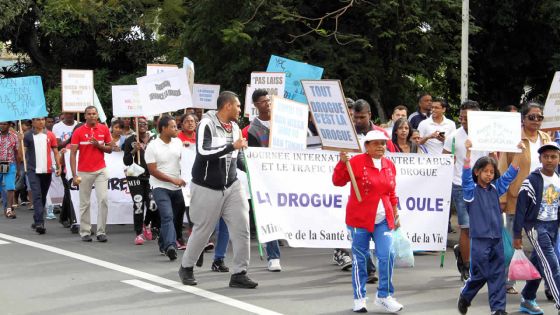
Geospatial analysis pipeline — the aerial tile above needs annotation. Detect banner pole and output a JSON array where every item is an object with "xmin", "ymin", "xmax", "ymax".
[
  {"xmin": 18, "ymin": 120, "xmax": 27, "ymax": 172},
  {"xmin": 77, "ymin": 112, "xmax": 80, "ymax": 123},
  {"xmin": 345, "ymin": 160, "xmax": 362, "ymax": 202},
  {"xmin": 440, "ymin": 251, "xmax": 445, "ymax": 268}
]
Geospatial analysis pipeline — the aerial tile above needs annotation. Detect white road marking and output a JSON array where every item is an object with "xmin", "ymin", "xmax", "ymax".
[
  {"xmin": 122, "ymin": 279, "xmax": 171, "ymax": 293},
  {"xmin": 0, "ymin": 240, "xmax": 10, "ymax": 245},
  {"xmin": 0, "ymin": 233, "xmax": 282, "ymax": 315}
]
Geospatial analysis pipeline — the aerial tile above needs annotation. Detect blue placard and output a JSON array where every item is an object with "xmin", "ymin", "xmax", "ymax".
[
  {"xmin": 266, "ymin": 55, "xmax": 323, "ymax": 103},
  {"xmin": 0, "ymin": 76, "xmax": 47, "ymax": 121}
]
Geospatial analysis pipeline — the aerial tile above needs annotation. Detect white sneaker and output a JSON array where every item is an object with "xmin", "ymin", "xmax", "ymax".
[
  {"xmin": 353, "ymin": 298, "xmax": 367, "ymax": 313},
  {"xmin": 374, "ymin": 295, "xmax": 403, "ymax": 313},
  {"xmin": 267, "ymin": 259, "xmax": 282, "ymax": 272}
]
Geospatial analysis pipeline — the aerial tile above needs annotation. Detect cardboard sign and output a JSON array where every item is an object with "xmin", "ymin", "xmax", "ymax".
[
  {"xmin": 302, "ymin": 80, "xmax": 360, "ymax": 152},
  {"xmin": 542, "ymin": 71, "xmax": 560, "ymax": 129},
  {"xmin": 191, "ymin": 84, "xmax": 220, "ymax": 109},
  {"xmin": 244, "ymin": 72, "xmax": 285, "ymax": 120},
  {"xmin": 266, "ymin": 55, "xmax": 323, "ymax": 104},
  {"xmin": 183, "ymin": 57, "xmax": 195, "ymax": 93},
  {"xmin": 146, "ymin": 64, "xmax": 178, "ymax": 76},
  {"xmin": 269, "ymin": 96, "xmax": 309, "ymax": 150},
  {"xmin": 468, "ymin": 111, "xmax": 522, "ymax": 153},
  {"xmin": 61, "ymin": 69, "xmax": 94, "ymax": 112},
  {"xmin": 244, "ymin": 84, "xmax": 256, "ymax": 118},
  {"xmin": 112, "ymin": 85, "xmax": 144, "ymax": 117},
  {"xmin": 0, "ymin": 76, "xmax": 48, "ymax": 121},
  {"xmin": 136, "ymin": 68, "xmax": 193, "ymax": 116}
]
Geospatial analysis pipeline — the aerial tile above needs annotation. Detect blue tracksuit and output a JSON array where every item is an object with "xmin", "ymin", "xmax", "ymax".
[
  {"xmin": 460, "ymin": 165, "xmax": 518, "ymax": 312},
  {"xmin": 515, "ymin": 169, "xmax": 560, "ymax": 309}
]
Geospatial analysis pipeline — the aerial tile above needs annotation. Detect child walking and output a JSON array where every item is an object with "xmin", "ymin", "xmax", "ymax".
[
  {"xmin": 513, "ymin": 142, "xmax": 560, "ymax": 315},
  {"xmin": 458, "ymin": 139, "xmax": 523, "ymax": 315}
]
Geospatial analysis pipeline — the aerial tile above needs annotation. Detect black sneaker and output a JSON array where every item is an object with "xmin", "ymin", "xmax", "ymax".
[
  {"xmin": 545, "ymin": 288, "xmax": 554, "ymax": 301},
  {"xmin": 30, "ymin": 223, "xmax": 36, "ymax": 230},
  {"xmin": 211, "ymin": 259, "xmax": 230, "ymax": 272},
  {"xmin": 491, "ymin": 310, "xmax": 507, "ymax": 315},
  {"xmin": 461, "ymin": 263, "xmax": 470, "ymax": 282},
  {"xmin": 166, "ymin": 246, "xmax": 177, "ymax": 261},
  {"xmin": 196, "ymin": 252, "xmax": 204, "ymax": 267},
  {"xmin": 35, "ymin": 224, "xmax": 46, "ymax": 235},
  {"xmin": 81, "ymin": 235, "xmax": 93, "ymax": 242},
  {"xmin": 70, "ymin": 224, "xmax": 80, "ymax": 234},
  {"xmin": 61, "ymin": 221, "xmax": 71, "ymax": 228},
  {"xmin": 229, "ymin": 271, "xmax": 258, "ymax": 289},
  {"xmin": 96, "ymin": 234, "xmax": 108, "ymax": 242},
  {"xmin": 454, "ymin": 244, "xmax": 464, "ymax": 274},
  {"xmin": 178, "ymin": 265, "xmax": 197, "ymax": 285},
  {"xmin": 458, "ymin": 295, "xmax": 470, "ymax": 315}
]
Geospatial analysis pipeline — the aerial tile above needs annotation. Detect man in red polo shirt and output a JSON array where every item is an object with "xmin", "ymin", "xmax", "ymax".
[{"xmin": 70, "ymin": 106, "xmax": 112, "ymax": 242}]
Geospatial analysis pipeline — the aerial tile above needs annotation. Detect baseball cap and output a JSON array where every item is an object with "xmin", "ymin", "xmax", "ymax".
[{"xmin": 538, "ymin": 142, "xmax": 560, "ymax": 154}]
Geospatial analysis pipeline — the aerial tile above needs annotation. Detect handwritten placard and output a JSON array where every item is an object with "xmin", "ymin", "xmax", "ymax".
[
  {"xmin": 542, "ymin": 71, "xmax": 560, "ymax": 129},
  {"xmin": 112, "ymin": 85, "xmax": 144, "ymax": 117},
  {"xmin": 244, "ymin": 72, "xmax": 285, "ymax": 120},
  {"xmin": 61, "ymin": 69, "xmax": 94, "ymax": 112},
  {"xmin": 269, "ymin": 96, "xmax": 309, "ymax": 150},
  {"xmin": 0, "ymin": 76, "xmax": 48, "ymax": 121},
  {"xmin": 302, "ymin": 80, "xmax": 360, "ymax": 152},
  {"xmin": 191, "ymin": 84, "xmax": 220, "ymax": 109},
  {"xmin": 468, "ymin": 111, "xmax": 522, "ymax": 153},
  {"xmin": 266, "ymin": 55, "xmax": 323, "ymax": 104}
]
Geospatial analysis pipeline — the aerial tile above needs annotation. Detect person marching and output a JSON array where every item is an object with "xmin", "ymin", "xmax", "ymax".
[
  {"xmin": 458, "ymin": 139, "xmax": 523, "ymax": 315},
  {"xmin": 332, "ymin": 130, "xmax": 403, "ymax": 313}
]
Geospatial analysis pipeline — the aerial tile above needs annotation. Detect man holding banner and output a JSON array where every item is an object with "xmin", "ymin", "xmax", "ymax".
[
  {"xmin": 70, "ymin": 106, "xmax": 113, "ymax": 242},
  {"xmin": 0, "ymin": 121, "xmax": 20, "ymax": 219},
  {"xmin": 179, "ymin": 91, "xmax": 257, "ymax": 288}
]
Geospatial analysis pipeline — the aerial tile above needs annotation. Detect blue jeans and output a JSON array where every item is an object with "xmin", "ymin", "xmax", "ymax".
[
  {"xmin": 1, "ymin": 184, "xmax": 7, "ymax": 209},
  {"xmin": 266, "ymin": 240, "xmax": 281, "ymax": 260},
  {"xmin": 349, "ymin": 220, "xmax": 394, "ymax": 300},
  {"xmin": 522, "ymin": 220, "xmax": 560, "ymax": 309},
  {"xmin": 153, "ymin": 188, "xmax": 182, "ymax": 252},
  {"xmin": 214, "ymin": 217, "xmax": 229, "ymax": 260},
  {"xmin": 452, "ymin": 184, "xmax": 469, "ymax": 228}
]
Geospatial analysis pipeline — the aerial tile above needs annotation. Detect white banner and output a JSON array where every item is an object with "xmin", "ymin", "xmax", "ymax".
[
  {"xmin": 61, "ymin": 69, "xmax": 94, "ymax": 112},
  {"xmin": 146, "ymin": 64, "xmax": 178, "ymax": 76},
  {"xmin": 244, "ymin": 72, "xmax": 286, "ymax": 120},
  {"xmin": 468, "ymin": 111, "xmax": 522, "ymax": 153},
  {"xmin": 245, "ymin": 148, "xmax": 453, "ymax": 250},
  {"xmin": 191, "ymin": 84, "xmax": 220, "ymax": 110},
  {"xmin": 542, "ymin": 71, "xmax": 560, "ymax": 129},
  {"xmin": 137, "ymin": 68, "xmax": 193, "ymax": 116},
  {"xmin": 112, "ymin": 85, "xmax": 144, "ymax": 117},
  {"xmin": 65, "ymin": 148, "xmax": 249, "ymax": 224},
  {"xmin": 269, "ymin": 96, "xmax": 308, "ymax": 150},
  {"xmin": 301, "ymin": 80, "xmax": 361, "ymax": 152}
]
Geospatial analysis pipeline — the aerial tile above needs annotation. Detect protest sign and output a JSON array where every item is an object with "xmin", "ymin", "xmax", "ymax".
[
  {"xmin": 183, "ymin": 57, "xmax": 195, "ymax": 92},
  {"xmin": 61, "ymin": 69, "xmax": 94, "ymax": 112},
  {"xmin": 245, "ymin": 148, "xmax": 453, "ymax": 251},
  {"xmin": 112, "ymin": 85, "xmax": 144, "ymax": 117},
  {"xmin": 302, "ymin": 80, "xmax": 361, "ymax": 152},
  {"xmin": 136, "ymin": 68, "xmax": 193, "ymax": 116},
  {"xmin": 0, "ymin": 76, "xmax": 48, "ymax": 121},
  {"xmin": 65, "ymin": 149, "xmax": 250, "ymax": 224},
  {"xmin": 542, "ymin": 71, "xmax": 560, "ymax": 129},
  {"xmin": 244, "ymin": 72, "xmax": 285, "ymax": 120},
  {"xmin": 468, "ymin": 111, "xmax": 522, "ymax": 153},
  {"xmin": 191, "ymin": 84, "xmax": 220, "ymax": 109},
  {"xmin": 93, "ymin": 90, "xmax": 107, "ymax": 123},
  {"xmin": 266, "ymin": 55, "xmax": 323, "ymax": 104},
  {"xmin": 244, "ymin": 84, "xmax": 256, "ymax": 118},
  {"xmin": 146, "ymin": 64, "xmax": 178, "ymax": 76},
  {"xmin": 269, "ymin": 96, "xmax": 309, "ymax": 150}
]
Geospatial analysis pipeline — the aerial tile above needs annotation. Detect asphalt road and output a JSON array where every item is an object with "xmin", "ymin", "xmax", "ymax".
[{"xmin": 0, "ymin": 206, "xmax": 557, "ymax": 315}]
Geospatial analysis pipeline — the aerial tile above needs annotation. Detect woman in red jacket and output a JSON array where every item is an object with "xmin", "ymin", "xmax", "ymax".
[{"xmin": 333, "ymin": 130, "xmax": 403, "ymax": 314}]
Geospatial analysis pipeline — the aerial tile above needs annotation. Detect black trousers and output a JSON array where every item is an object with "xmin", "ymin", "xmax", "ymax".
[
  {"xmin": 59, "ymin": 171, "xmax": 77, "ymax": 225},
  {"xmin": 127, "ymin": 176, "xmax": 160, "ymax": 235}
]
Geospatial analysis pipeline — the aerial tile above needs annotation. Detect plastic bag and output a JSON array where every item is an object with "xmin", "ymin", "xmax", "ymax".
[
  {"xmin": 502, "ymin": 227, "xmax": 514, "ymax": 268},
  {"xmin": 392, "ymin": 228, "xmax": 414, "ymax": 268},
  {"xmin": 125, "ymin": 163, "xmax": 145, "ymax": 177},
  {"xmin": 508, "ymin": 249, "xmax": 541, "ymax": 281}
]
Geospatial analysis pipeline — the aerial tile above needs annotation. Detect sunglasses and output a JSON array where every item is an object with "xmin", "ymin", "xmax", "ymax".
[{"xmin": 526, "ymin": 114, "xmax": 544, "ymax": 122}]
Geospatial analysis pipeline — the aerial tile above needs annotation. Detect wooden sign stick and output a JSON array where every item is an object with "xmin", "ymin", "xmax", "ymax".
[
  {"xmin": 18, "ymin": 120, "xmax": 27, "ymax": 172},
  {"xmin": 345, "ymin": 158, "xmax": 361, "ymax": 202}
]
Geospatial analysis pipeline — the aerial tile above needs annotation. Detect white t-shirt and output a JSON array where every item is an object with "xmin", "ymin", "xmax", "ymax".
[
  {"xmin": 145, "ymin": 137, "xmax": 183, "ymax": 190},
  {"xmin": 443, "ymin": 127, "xmax": 489, "ymax": 185},
  {"xmin": 372, "ymin": 158, "xmax": 386, "ymax": 224},
  {"xmin": 33, "ymin": 133, "xmax": 48, "ymax": 173},
  {"xmin": 52, "ymin": 121, "xmax": 77, "ymax": 143},
  {"xmin": 529, "ymin": 136, "xmax": 542, "ymax": 172},
  {"xmin": 418, "ymin": 116, "xmax": 456, "ymax": 154},
  {"xmin": 537, "ymin": 171, "xmax": 560, "ymax": 221}
]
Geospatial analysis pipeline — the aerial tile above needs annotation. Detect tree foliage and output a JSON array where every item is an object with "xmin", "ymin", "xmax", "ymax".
[{"xmin": 0, "ymin": 0, "xmax": 559, "ymax": 120}]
